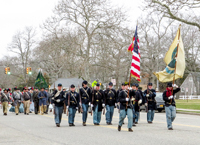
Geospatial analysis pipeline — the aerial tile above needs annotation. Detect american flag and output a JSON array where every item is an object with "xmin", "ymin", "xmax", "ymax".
[{"xmin": 127, "ymin": 26, "xmax": 141, "ymax": 82}]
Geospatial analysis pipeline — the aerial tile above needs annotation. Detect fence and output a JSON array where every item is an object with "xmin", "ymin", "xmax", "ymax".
[{"xmin": 179, "ymin": 95, "xmax": 200, "ymax": 100}]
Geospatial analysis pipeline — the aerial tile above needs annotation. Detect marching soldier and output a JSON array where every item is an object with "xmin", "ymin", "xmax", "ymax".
[
  {"xmin": 38, "ymin": 87, "xmax": 48, "ymax": 115},
  {"xmin": 118, "ymin": 83, "xmax": 133, "ymax": 132},
  {"xmin": 79, "ymin": 80, "xmax": 92, "ymax": 126},
  {"xmin": 51, "ymin": 83, "xmax": 65, "ymax": 127},
  {"xmin": 130, "ymin": 84, "xmax": 136, "ymax": 126},
  {"xmin": 144, "ymin": 83, "xmax": 156, "ymax": 123},
  {"xmin": 32, "ymin": 87, "xmax": 40, "ymax": 114},
  {"xmin": 22, "ymin": 87, "xmax": 32, "ymax": 115},
  {"xmin": 104, "ymin": 82, "xmax": 117, "ymax": 125},
  {"xmin": 91, "ymin": 83, "xmax": 105, "ymax": 125},
  {"xmin": 131, "ymin": 84, "xmax": 142, "ymax": 124},
  {"xmin": 0, "ymin": 89, "xmax": 11, "ymax": 115},
  {"xmin": 66, "ymin": 84, "xmax": 79, "ymax": 126},
  {"xmin": 12, "ymin": 87, "xmax": 23, "ymax": 115},
  {"xmin": 163, "ymin": 83, "xmax": 180, "ymax": 130}
]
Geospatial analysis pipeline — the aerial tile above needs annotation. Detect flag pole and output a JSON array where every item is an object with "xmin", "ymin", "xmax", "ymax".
[{"xmin": 171, "ymin": 24, "xmax": 181, "ymax": 102}]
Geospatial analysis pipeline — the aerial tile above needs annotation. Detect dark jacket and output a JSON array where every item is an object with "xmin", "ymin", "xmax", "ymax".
[
  {"xmin": 116, "ymin": 88, "xmax": 123, "ymax": 103},
  {"xmin": 22, "ymin": 92, "xmax": 32, "ymax": 101},
  {"xmin": 79, "ymin": 87, "xmax": 91, "ymax": 104},
  {"xmin": 92, "ymin": 89, "xmax": 105, "ymax": 112},
  {"xmin": 52, "ymin": 90, "xmax": 65, "ymax": 107},
  {"xmin": 104, "ymin": 88, "xmax": 117, "ymax": 106},
  {"xmin": 163, "ymin": 88, "xmax": 180, "ymax": 107},
  {"xmin": 134, "ymin": 90, "xmax": 142, "ymax": 112},
  {"xmin": 65, "ymin": 91, "xmax": 79, "ymax": 109},
  {"xmin": 118, "ymin": 90, "xmax": 132, "ymax": 110},
  {"xmin": 144, "ymin": 89, "xmax": 156, "ymax": 110},
  {"xmin": 38, "ymin": 91, "xmax": 48, "ymax": 99},
  {"xmin": 32, "ymin": 91, "xmax": 39, "ymax": 103}
]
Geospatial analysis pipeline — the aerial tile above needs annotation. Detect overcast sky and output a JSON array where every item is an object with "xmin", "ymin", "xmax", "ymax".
[{"xmin": 0, "ymin": 0, "xmax": 143, "ymax": 59}]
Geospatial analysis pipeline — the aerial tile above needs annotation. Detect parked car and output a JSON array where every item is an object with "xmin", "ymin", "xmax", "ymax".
[
  {"xmin": 156, "ymin": 92, "xmax": 165, "ymax": 112},
  {"xmin": 140, "ymin": 92, "xmax": 165, "ymax": 112}
]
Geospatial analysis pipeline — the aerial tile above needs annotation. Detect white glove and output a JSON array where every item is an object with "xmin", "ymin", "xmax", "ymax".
[
  {"xmin": 168, "ymin": 96, "xmax": 173, "ymax": 100},
  {"xmin": 146, "ymin": 94, "xmax": 149, "ymax": 97},
  {"xmin": 131, "ymin": 98, "xmax": 135, "ymax": 101},
  {"xmin": 126, "ymin": 98, "xmax": 129, "ymax": 101},
  {"xmin": 145, "ymin": 103, "xmax": 147, "ymax": 106},
  {"xmin": 89, "ymin": 102, "xmax": 91, "ymax": 105},
  {"xmin": 102, "ymin": 104, "xmax": 105, "ymax": 107},
  {"xmin": 115, "ymin": 103, "xmax": 117, "ymax": 107},
  {"xmin": 67, "ymin": 106, "xmax": 69, "ymax": 109},
  {"xmin": 91, "ymin": 104, "xmax": 93, "ymax": 108},
  {"xmin": 76, "ymin": 107, "xmax": 78, "ymax": 110},
  {"xmin": 56, "ymin": 99, "xmax": 60, "ymax": 103},
  {"xmin": 172, "ymin": 84, "xmax": 178, "ymax": 88},
  {"xmin": 138, "ymin": 99, "xmax": 142, "ymax": 105},
  {"xmin": 52, "ymin": 97, "xmax": 54, "ymax": 100},
  {"xmin": 79, "ymin": 102, "xmax": 82, "ymax": 106}
]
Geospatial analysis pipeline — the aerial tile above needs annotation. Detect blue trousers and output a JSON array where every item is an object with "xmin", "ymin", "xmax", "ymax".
[
  {"xmin": 106, "ymin": 105, "xmax": 114, "ymax": 123},
  {"xmin": 147, "ymin": 110, "xmax": 155, "ymax": 122},
  {"xmin": 54, "ymin": 106, "xmax": 63, "ymax": 124},
  {"xmin": 135, "ymin": 111, "xmax": 140, "ymax": 123},
  {"xmin": 39, "ymin": 98, "xmax": 47, "ymax": 106},
  {"xmin": 68, "ymin": 107, "xmax": 76, "ymax": 124},
  {"xmin": 82, "ymin": 104, "xmax": 89, "ymax": 122},
  {"xmin": 119, "ymin": 109, "xmax": 133, "ymax": 128},
  {"xmin": 165, "ymin": 106, "xmax": 176, "ymax": 128},
  {"xmin": 93, "ymin": 105, "xmax": 102, "ymax": 124}
]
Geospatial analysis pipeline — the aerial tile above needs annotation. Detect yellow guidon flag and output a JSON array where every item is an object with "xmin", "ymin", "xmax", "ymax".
[{"xmin": 154, "ymin": 25, "xmax": 185, "ymax": 82}]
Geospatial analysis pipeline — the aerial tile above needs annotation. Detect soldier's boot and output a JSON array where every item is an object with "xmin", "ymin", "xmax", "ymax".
[
  {"xmin": 118, "ymin": 125, "xmax": 121, "ymax": 131},
  {"xmin": 133, "ymin": 119, "xmax": 136, "ymax": 127},
  {"xmin": 44, "ymin": 105, "xmax": 47, "ymax": 114},
  {"xmin": 128, "ymin": 128, "xmax": 133, "ymax": 132}
]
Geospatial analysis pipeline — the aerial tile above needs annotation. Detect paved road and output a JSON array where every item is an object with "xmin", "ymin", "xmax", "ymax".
[{"xmin": 0, "ymin": 108, "xmax": 200, "ymax": 145}]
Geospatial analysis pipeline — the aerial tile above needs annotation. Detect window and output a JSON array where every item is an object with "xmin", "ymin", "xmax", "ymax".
[
  {"xmin": 181, "ymin": 87, "xmax": 185, "ymax": 92},
  {"xmin": 189, "ymin": 77, "xmax": 193, "ymax": 82}
]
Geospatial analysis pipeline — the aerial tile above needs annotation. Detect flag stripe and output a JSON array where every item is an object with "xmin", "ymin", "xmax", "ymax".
[{"xmin": 131, "ymin": 62, "xmax": 140, "ymax": 71}]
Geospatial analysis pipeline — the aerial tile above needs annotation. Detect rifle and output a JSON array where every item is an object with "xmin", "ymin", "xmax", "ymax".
[
  {"xmin": 79, "ymin": 85, "xmax": 83, "ymax": 113},
  {"xmin": 67, "ymin": 92, "xmax": 70, "ymax": 116}
]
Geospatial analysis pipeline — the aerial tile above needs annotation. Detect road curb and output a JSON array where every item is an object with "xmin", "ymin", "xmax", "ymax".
[{"xmin": 176, "ymin": 111, "xmax": 200, "ymax": 116}]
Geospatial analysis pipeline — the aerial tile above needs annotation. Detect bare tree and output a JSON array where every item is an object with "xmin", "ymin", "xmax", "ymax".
[
  {"xmin": 7, "ymin": 27, "xmax": 36, "ymax": 85},
  {"xmin": 145, "ymin": 0, "xmax": 200, "ymax": 30}
]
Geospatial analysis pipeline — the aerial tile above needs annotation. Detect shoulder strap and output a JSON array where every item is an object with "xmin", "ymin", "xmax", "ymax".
[
  {"xmin": 71, "ymin": 92, "xmax": 77, "ymax": 104},
  {"xmin": 25, "ymin": 92, "xmax": 31, "ymax": 98},
  {"xmin": 2, "ymin": 93, "xmax": 8, "ymax": 100},
  {"xmin": 81, "ymin": 87, "xmax": 89, "ymax": 98}
]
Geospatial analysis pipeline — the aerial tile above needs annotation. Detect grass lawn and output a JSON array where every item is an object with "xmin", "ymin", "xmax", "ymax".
[{"xmin": 176, "ymin": 100, "xmax": 200, "ymax": 110}]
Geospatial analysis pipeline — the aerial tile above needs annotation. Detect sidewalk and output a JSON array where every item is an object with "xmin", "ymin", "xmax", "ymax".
[{"xmin": 176, "ymin": 108, "xmax": 200, "ymax": 112}]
